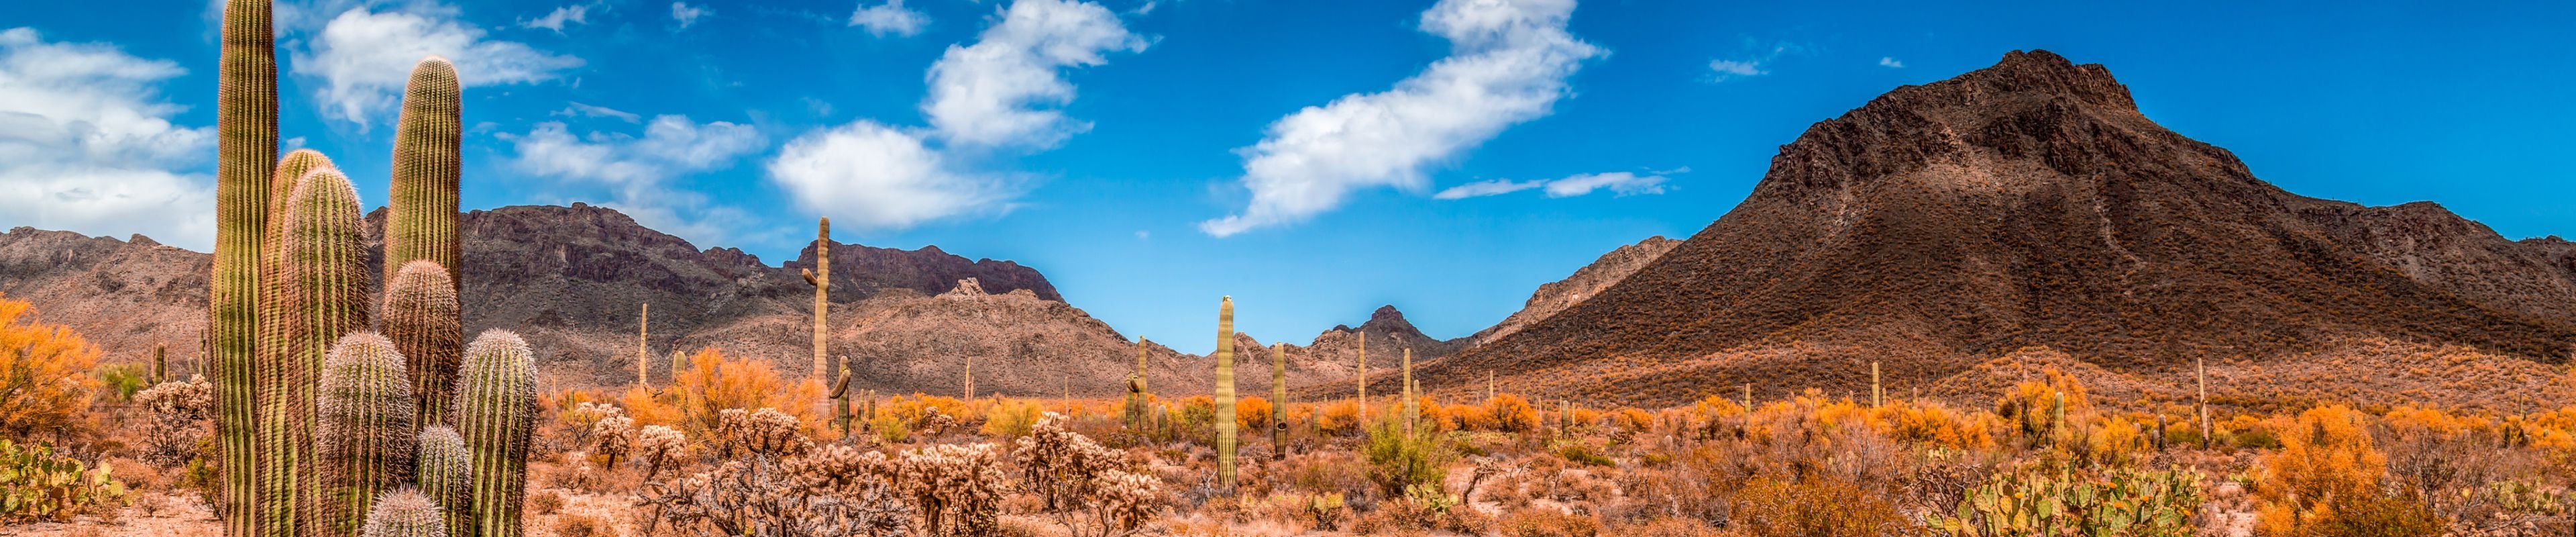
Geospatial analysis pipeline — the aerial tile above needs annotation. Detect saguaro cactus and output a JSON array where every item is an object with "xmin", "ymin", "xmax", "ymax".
[
  {"xmin": 414, "ymin": 427, "xmax": 471, "ymax": 537},
  {"xmin": 382, "ymin": 261, "xmax": 460, "ymax": 428},
  {"xmin": 211, "ymin": 0, "xmax": 280, "ymax": 530},
  {"xmin": 1356, "ymin": 332, "xmax": 1367, "ymax": 418},
  {"xmin": 384, "ymin": 57, "xmax": 462, "ymax": 290},
  {"xmin": 1271, "ymin": 342, "xmax": 1286, "ymax": 460},
  {"xmin": 260, "ymin": 166, "xmax": 373, "ymax": 537},
  {"xmin": 315, "ymin": 332, "xmax": 419, "ymax": 537},
  {"xmin": 358, "ymin": 489, "xmax": 447, "ymax": 537},
  {"xmin": 1871, "ymin": 361, "xmax": 1883, "ymax": 408},
  {"xmin": 1401, "ymin": 348, "xmax": 1415, "ymax": 434},
  {"xmin": 1214, "ymin": 297, "xmax": 1236, "ymax": 490},
  {"xmin": 801, "ymin": 217, "xmax": 830, "ymax": 378},
  {"xmin": 1126, "ymin": 339, "xmax": 1150, "ymax": 427},
  {"xmin": 635, "ymin": 303, "xmax": 649, "ymax": 387},
  {"xmin": 455, "ymin": 331, "xmax": 537, "ymax": 537}
]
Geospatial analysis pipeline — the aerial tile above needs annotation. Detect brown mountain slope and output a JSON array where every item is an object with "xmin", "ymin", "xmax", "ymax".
[
  {"xmin": 0, "ymin": 229, "xmax": 210, "ymax": 365},
  {"xmin": 1421, "ymin": 50, "xmax": 2576, "ymax": 410},
  {"xmin": 1468, "ymin": 236, "xmax": 1680, "ymax": 347}
]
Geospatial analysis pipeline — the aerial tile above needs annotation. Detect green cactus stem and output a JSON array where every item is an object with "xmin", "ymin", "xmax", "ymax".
[
  {"xmin": 414, "ymin": 426, "xmax": 471, "ymax": 537},
  {"xmin": 636, "ymin": 302, "xmax": 648, "ymax": 387},
  {"xmin": 381, "ymin": 261, "xmax": 460, "ymax": 428},
  {"xmin": 455, "ymin": 331, "xmax": 537, "ymax": 537},
  {"xmin": 211, "ymin": 0, "xmax": 286, "ymax": 520},
  {"xmin": 384, "ymin": 57, "xmax": 461, "ymax": 290},
  {"xmin": 1214, "ymin": 296, "xmax": 1236, "ymax": 491},
  {"xmin": 258, "ymin": 166, "xmax": 372, "ymax": 537},
  {"xmin": 358, "ymin": 489, "xmax": 447, "ymax": 537},
  {"xmin": 802, "ymin": 217, "xmax": 830, "ymax": 379},
  {"xmin": 315, "ymin": 332, "xmax": 419, "ymax": 537}
]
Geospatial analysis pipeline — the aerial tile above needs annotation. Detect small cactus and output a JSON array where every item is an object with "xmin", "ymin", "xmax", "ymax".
[
  {"xmin": 414, "ymin": 426, "xmax": 470, "ymax": 537},
  {"xmin": 1214, "ymin": 297, "xmax": 1236, "ymax": 490},
  {"xmin": 314, "ymin": 332, "xmax": 419, "ymax": 537},
  {"xmin": 381, "ymin": 261, "xmax": 460, "ymax": 428},
  {"xmin": 384, "ymin": 57, "xmax": 462, "ymax": 290},
  {"xmin": 358, "ymin": 489, "xmax": 448, "ymax": 537},
  {"xmin": 455, "ymin": 331, "xmax": 537, "ymax": 537}
]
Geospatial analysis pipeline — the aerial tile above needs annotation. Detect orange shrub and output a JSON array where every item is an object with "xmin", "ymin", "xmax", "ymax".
[
  {"xmin": 1238, "ymin": 396, "xmax": 1274, "ymax": 431},
  {"xmin": 0, "ymin": 295, "xmax": 100, "ymax": 440},
  {"xmin": 1320, "ymin": 399, "xmax": 1364, "ymax": 435},
  {"xmin": 1448, "ymin": 403, "xmax": 1491, "ymax": 431},
  {"xmin": 619, "ymin": 386, "xmax": 683, "ymax": 428},
  {"xmin": 1486, "ymin": 395, "xmax": 1540, "ymax": 434},
  {"xmin": 665, "ymin": 347, "xmax": 822, "ymax": 438},
  {"xmin": 1994, "ymin": 367, "xmax": 2090, "ymax": 448},
  {"xmin": 2257, "ymin": 405, "xmax": 2391, "ymax": 536},
  {"xmin": 2089, "ymin": 415, "xmax": 2145, "ymax": 466},
  {"xmin": 1609, "ymin": 407, "xmax": 1656, "ymax": 434},
  {"xmin": 1412, "ymin": 396, "xmax": 1450, "ymax": 432},
  {"xmin": 1882, "ymin": 401, "xmax": 1997, "ymax": 450}
]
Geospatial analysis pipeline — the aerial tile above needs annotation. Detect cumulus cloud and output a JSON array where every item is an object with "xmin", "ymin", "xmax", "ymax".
[
  {"xmin": 672, "ymin": 2, "xmax": 710, "ymax": 30},
  {"xmin": 292, "ymin": 5, "xmax": 583, "ymax": 126},
  {"xmin": 1878, "ymin": 56, "xmax": 1902, "ymax": 68},
  {"xmin": 767, "ymin": 121, "xmax": 1018, "ymax": 228},
  {"xmin": 850, "ymin": 0, "xmax": 929, "ymax": 37},
  {"xmin": 522, "ymin": 4, "xmax": 591, "ymax": 32},
  {"xmin": 1707, "ymin": 59, "xmax": 1764, "ymax": 79},
  {"xmin": 1199, "ymin": 0, "xmax": 1601, "ymax": 237},
  {"xmin": 922, "ymin": 0, "xmax": 1146, "ymax": 147},
  {"xmin": 1432, "ymin": 171, "xmax": 1668, "ymax": 199},
  {"xmin": 501, "ymin": 115, "xmax": 768, "ymax": 245},
  {"xmin": 1705, "ymin": 40, "xmax": 1799, "ymax": 83},
  {"xmin": 0, "ymin": 28, "xmax": 217, "ymax": 249},
  {"xmin": 773, "ymin": 0, "xmax": 1142, "ymax": 229}
]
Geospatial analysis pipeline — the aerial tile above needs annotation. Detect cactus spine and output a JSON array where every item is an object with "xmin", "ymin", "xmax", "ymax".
[
  {"xmin": 315, "ymin": 332, "xmax": 419, "ymax": 537},
  {"xmin": 382, "ymin": 261, "xmax": 460, "ymax": 428},
  {"xmin": 359, "ymin": 489, "xmax": 447, "ymax": 537},
  {"xmin": 384, "ymin": 57, "xmax": 462, "ymax": 291},
  {"xmin": 802, "ymin": 218, "xmax": 830, "ymax": 379},
  {"xmin": 1271, "ymin": 342, "xmax": 1285, "ymax": 460},
  {"xmin": 1214, "ymin": 297, "xmax": 1236, "ymax": 491},
  {"xmin": 455, "ymin": 331, "xmax": 537, "ymax": 537},
  {"xmin": 414, "ymin": 426, "xmax": 471, "ymax": 537},
  {"xmin": 260, "ymin": 167, "xmax": 372, "ymax": 537},
  {"xmin": 635, "ymin": 302, "xmax": 648, "ymax": 387},
  {"xmin": 211, "ymin": 0, "xmax": 280, "ymax": 529}
]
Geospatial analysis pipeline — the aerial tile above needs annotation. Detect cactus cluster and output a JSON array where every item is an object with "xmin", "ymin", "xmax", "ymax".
[{"xmin": 201, "ymin": 8, "xmax": 537, "ymax": 534}]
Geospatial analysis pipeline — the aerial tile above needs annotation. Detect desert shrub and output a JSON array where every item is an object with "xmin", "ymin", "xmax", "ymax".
[
  {"xmin": 528, "ymin": 488, "xmax": 566, "ymax": 515},
  {"xmin": 1488, "ymin": 394, "xmax": 1542, "ymax": 434},
  {"xmin": 552, "ymin": 512, "xmax": 619, "ymax": 537},
  {"xmin": 1731, "ymin": 476, "xmax": 1905, "ymax": 537},
  {"xmin": 558, "ymin": 401, "xmax": 623, "ymax": 448},
  {"xmin": 1611, "ymin": 516, "xmax": 1723, "ymax": 537},
  {"xmin": 2257, "ymin": 405, "xmax": 2412, "ymax": 536},
  {"xmin": 2089, "ymin": 415, "xmax": 2146, "ymax": 467},
  {"xmin": 93, "ymin": 363, "xmax": 148, "ymax": 403},
  {"xmin": 666, "ymin": 348, "xmax": 822, "ymax": 440},
  {"xmin": 1556, "ymin": 444, "xmax": 1613, "ymax": 467},
  {"xmin": 981, "ymin": 398, "xmax": 1044, "ymax": 439},
  {"xmin": 714, "ymin": 407, "xmax": 808, "ymax": 459},
  {"xmin": 1364, "ymin": 414, "xmax": 1454, "ymax": 499},
  {"xmin": 132, "ymin": 377, "xmax": 213, "ymax": 467},
  {"xmin": 1234, "ymin": 395, "xmax": 1273, "ymax": 432},
  {"xmin": 0, "ymin": 438, "xmax": 127, "ymax": 522},
  {"xmin": 1171, "ymin": 395, "xmax": 1216, "ymax": 439},
  {"xmin": 617, "ymin": 386, "xmax": 683, "ymax": 428},
  {"xmin": 1994, "ymin": 367, "xmax": 2090, "ymax": 451},
  {"xmin": 1608, "ymin": 407, "xmax": 1656, "ymax": 435},
  {"xmin": 1318, "ymin": 399, "xmax": 1364, "ymax": 436},
  {"xmin": 2221, "ymin": 413, "xmax": 2282, "ymax": 450},
  {"xmin": 1883, "ymin": 400, "xmax": 1998, "ymax": 450},
  {"xmin": 1280, "ymin": 450, "xmax": 1373, "ymax": 499},
  {"xmin": 1499, "ymin": 506, "xmax": 1602, "ymax": 537},
  {"xmin": 1446, "ymin": 402, "xmax": 1491, "ymax": 431},
  {"xmin": 0, "ymin": 295, "xmax": 101, "ymax": 441},
  {"xmin": 644, "ymin": 442, "xmax": 910, "ymax": 537}
]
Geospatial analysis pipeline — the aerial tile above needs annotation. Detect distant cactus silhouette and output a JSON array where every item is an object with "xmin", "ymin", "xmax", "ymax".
[
  {"xmin": 258, "ymin": 166, "xmax": 372, "ymax": 537},
  {"xmin": 455, "ymin": 331, "xmax": 536, "ymax": 537},
  {"xmin": 315, "ymin": 332, "xmax": 418, "ymax": 537}
]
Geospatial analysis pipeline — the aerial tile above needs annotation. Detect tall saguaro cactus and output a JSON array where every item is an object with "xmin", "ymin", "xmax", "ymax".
[
  {"xmin": 260, "ymin": 167, "xmax": 373, "ymax": 537},
  {"xmin": 1214, "ymin": 297, "xmax": 1236, "ymax": 491},
  {"xmin": 801, "ymin": 218, "xmax": 830, "ymax": 379},
  {"xmin": 1270, "ymin": 342, "xmax": 1285, "ymax": 460},
  {"xmin": 382, "ymin": 261, "xmax": 460, "ymax": 428},
  {"xmin": 1401, "ymin": 348, "xmax": 1415, "ymax": 435},
  {"xmin": 384, "ymin": 57, "xmax": 462, "ymax": 290},
  {"xmin": 1356, "ymin": 332, "xmax": 1367, "ymax": 419},
  {"xmin": 415, "ymin": 426, "xmax": 472, "ymax": 537},
  {"xmin": 456, "ymin": 331, "xmax": 537, "ymax": 537},
  {"xmin": 315, "ymin": 332, "xmax": 419, "ymax": 537},
  {"xmin": 635, "ymin": 303, "xmax": 649, "ymax": 387},
  {"xmin": 211, "ymin": 0, "xmax": 280, "ymax": 532}
]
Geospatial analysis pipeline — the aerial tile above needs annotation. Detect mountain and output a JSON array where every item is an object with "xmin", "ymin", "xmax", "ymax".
[
  {"xmin": 0, "ymin": 229, "xmax": 210, "ymax": 363},
  {"xmin": 1420, "ymin": 50, "xmax": 2576, "ymax": 411},
  {"xmin": 1468, "ymin": 236, "xmax": 1681, "ymax": 347}
]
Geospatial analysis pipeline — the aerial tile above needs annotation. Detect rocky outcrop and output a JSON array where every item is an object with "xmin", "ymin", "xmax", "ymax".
[
  {"xmin": 0, "ymin": 228, "xmax": 211, "ymax": 366},
  {"xmin": 1468, "ymin": 236, "xmax": 1680, "ymax": 346}
]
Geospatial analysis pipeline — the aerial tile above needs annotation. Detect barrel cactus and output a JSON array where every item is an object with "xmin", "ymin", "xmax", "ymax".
[
  {"xmin": 455, "ymin": 331, "xmax": 536, "ymax": 537},
  {"xmin": 314, "ymin": 332, "xmax": 419, "ymax": 537},
  {"xmin": 414, "ymin": 426, "xmax": 471, "ymax": 537},
  {"xmin": 258, "ymin": 166, "xmax": 373, "ymax": 537},
  {"xmin": 358, "ymin": 489, "xmax": 448, "ymax": 537},
  {"xmin": 381, "ymin": 260, "xmax": 460, "ymax": 427}
]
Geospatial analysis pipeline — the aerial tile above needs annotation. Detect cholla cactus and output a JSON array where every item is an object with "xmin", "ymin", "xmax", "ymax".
[
  {"xmin": 590, "ymin": 414, "xmax": 636, "ymax": 468},
  {"xmin": 889, "ymin": 442, "xmax": 1007, "ymax": 536},
  {"xmin": 645, "ymin": 442, "xmax": 908, "ymax": 536},
  {"xmin": 413, "ymin": 426, "xmax": 470, "ymax": 537},
  {"xmin": 1012, "ymin": 412, "xmax": 1122, "ymax": 511},
  {"xmin": 635, "ymin": 425, "xmax": 687, "ymax": 481},
  {"xmin": 315, "ymin": 332, "xmax": 420, "ymax": 537},
  {"xmin": 1090, "ymin": 469, "xmax": 1165, "ymax": 536},
  {"xmin": 717, "ymin": 407, "xmax": 806, "ymax": 458},
  {"xmin": 136, "ymin": 377, "xmax": 216, "ymax": 467},
  {"xmin": 358, "ymin": 489, "xmax": 447, "ymax": 537}
]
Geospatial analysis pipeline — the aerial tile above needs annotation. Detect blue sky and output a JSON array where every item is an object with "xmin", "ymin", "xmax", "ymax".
[{"xmin": 3, "ymin": 0, "xmax": 2570, "ymax": 354}]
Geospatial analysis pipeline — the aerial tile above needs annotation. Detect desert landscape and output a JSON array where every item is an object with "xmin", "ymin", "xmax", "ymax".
[{"xmin": 3, "ymin": 1, "xmax": 2572, "ymax": 536}]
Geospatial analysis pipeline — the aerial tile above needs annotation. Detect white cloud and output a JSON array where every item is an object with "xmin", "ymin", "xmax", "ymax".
[
  {"xmin": 672, "ymin": 2, "xmax": 710, "ymax": 30},
  {"xmin": 1431, "ymin": 179, "xmax": 1542, "ymax": 199},
  {"xmin": 1707, "ymin": 59, "xmax": 1764, "ymax": 79},
  {"xmin": 1433, "ymin": 171, "xmax": 1668, "ymax": 200},
  {"xmin": 767, "ymin": 121, "xmax": 1018, "ymax": 228},
  {"xmin": 1198, "ymin": 0, "xmax": 1601, "ymax": 237},
  {"xmin": 850, "ymin": 0, "xmax": 930, "ymax": 37},
  {"xmin": 553, "ymin": 101, "xmax": 641, "ymax": 123},
  {"xmin": 501, "ymin": 115, "xmax": 767, "ymax": 245},
  {"xmin": 292, "ymin": 5, "xmax": 584, "ymax": 126},
  {"xmin": 522, "ymin": 5, "xmax": 591, "ymax": 32},
  {"xmin": 1705, "ymin": 40, "xmax": 1800, "ymax": 83},
  {"xmin": 0, "ymin": 28, "xmax": 218, "ymax": 249},
  {"xmin": 922, "ymin": 0, "xmax": 1147, "ymax": 147},
  {"xmin": 1878, "ymin": 56, "xmax": 1902, "ymax": 68}
]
